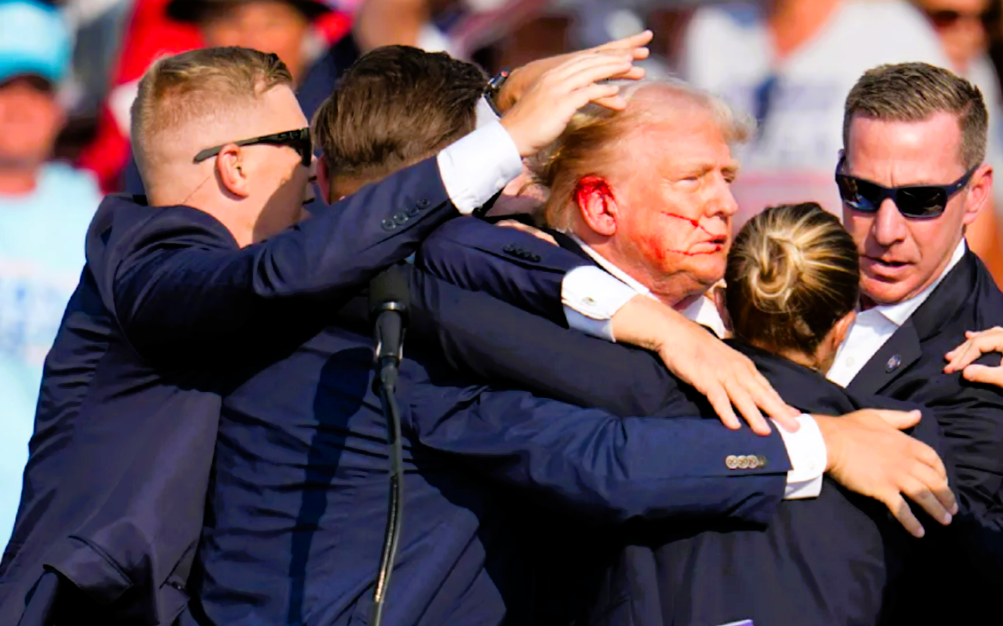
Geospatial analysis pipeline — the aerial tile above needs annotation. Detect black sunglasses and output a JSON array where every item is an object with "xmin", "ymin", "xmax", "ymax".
[
  {"xmin": 193, "ymin": 128, "xmax": 312, "ymax": 167},
  {"xmin": 924, "ymin": 8, "xmax": 995, "ymax": 28},
  {"xmin": 835, "ymin": 156, "xmax": 977, "ymax": 219}
]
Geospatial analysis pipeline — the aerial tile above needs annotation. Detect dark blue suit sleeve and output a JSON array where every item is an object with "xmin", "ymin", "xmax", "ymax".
[
  {"xmin": 402, "ymin": 269, "xmax": 691, "ymax": 417},
  {"xmin": 108, "ymin": 158, "xmax": 454, "ymax": 358},
  {"xmin": 417, "ymin": 217, "xmax": 587, "ymax": 324},
  {"xmin": 402, "ymin": 378, "xmax": 791, "ymax": 526}
]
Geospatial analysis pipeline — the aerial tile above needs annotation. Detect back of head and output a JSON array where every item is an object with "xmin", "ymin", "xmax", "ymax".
[
  {"xmin": 844, "ymin": 62, "xmax": 987, "ymax": 168},
  {"xmin": 130, "ymin": 46, "xmax": 294, "ymax": 202},
  {"xmin": 726, "ymin": 203, "xmax": 860, "ymax": 357},
  {"xmin": 312, "ymin": 45, "xmax": 486, "ymax": 198},
  {"xmin": 532, "ymin": 79, "xmax": 754, "ymax": 231}
]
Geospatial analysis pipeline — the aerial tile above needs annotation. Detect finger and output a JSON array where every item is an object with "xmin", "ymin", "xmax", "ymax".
[
  {"xmin": 547, "ymin": 51, "xmax": 633, "ymax": 84},
  {"xmin": 962, "ymin": 364, "xmax": 1003, "ymax": 387},
  {"xmin": 909, "ymin": 439, "xmax": 947, "ymax": 479},
  {"xmin": 746, "ymin": 376, "xmax": 800, "ymax": 426},
  {"xmin": 944, "ymin": 341, "xmax": 982, "ymax": 372},
  {"xmin": 593, "ymin": 30, "xmax": 654, "ymax": 54},
  {"xmin": 725, "ymin": 385, "xmax": 771, "ymax": 436},
  {"xmin": 910, "ymin": 463, "xmax": 958, "ymax": 516},
  {"xmin": 900, "ymin": 476, "xmax": 952, "ymax": 526},
  {"xmin": 870, "ymin": 408, "xmax": 921, "ymax": 430},
  {"xmin": 574, "ymin": 84, "xmax": 626, "ymax": 112},
  {"xmin": 883, "ymin": 492, "xmax": 925, "ymax": 538},
  {"xmin": 705, "ymin": 386, "xmax": 741, "ymax": 431}
]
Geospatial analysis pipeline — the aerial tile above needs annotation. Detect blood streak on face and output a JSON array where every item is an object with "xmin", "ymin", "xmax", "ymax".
[
  {"xmin": 656, "ymin": 211, "xmax": 722, "ymax": 255},
  {"xmin": 574, "ymin": 176, "xmax": 722, "ymax": 257}
]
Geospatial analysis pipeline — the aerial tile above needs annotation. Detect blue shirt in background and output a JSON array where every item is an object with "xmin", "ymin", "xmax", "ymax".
[{"xmin": 0, "ymin": 162, "xmax": 101, "ymax": 547}]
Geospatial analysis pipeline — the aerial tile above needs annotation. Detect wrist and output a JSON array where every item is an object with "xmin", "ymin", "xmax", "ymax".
[
  {"xmin": 610, "ymin": 296, "xmax": 677, "ymax": 353},
  {"xmin": 812, "ymin": 414, "xmax": 837, "ymax": 472},
  {"xmin": 488, "ymin": 68, "xmax": 516, "ymax": 115}
]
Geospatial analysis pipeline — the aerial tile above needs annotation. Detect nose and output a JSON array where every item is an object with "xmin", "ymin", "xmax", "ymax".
[
  {"xmin": 707, "ymin": 175, "xmax": 739, "ymax": 218},
  {"xmin": 872, "ymin": 197, "xmax": 908, "ymax": 246}
]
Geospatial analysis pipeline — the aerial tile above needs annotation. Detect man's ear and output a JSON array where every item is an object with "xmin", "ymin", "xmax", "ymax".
[
  {"xmin": 215, "ymin": 144, "xmax": 251, "ymax": 198},
  {"xmin": 963, "ymin": 164, "xmax": 993, "ymax": 226},
  {"xmin": 316, "ymin": 157, "xmax": 335, "ymax": 204},
  {"xmin": 575, "ymin": 176, "xmax": 619, "ymax": 237}
]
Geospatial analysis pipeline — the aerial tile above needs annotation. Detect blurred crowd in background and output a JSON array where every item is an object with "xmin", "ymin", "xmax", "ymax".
[{"xmin": 4, "ymin": 0, "xmax": 1003, "ymax": 546}]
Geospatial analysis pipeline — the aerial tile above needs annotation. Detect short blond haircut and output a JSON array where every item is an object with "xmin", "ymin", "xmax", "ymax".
[
  {"xmin": 131, "ymin": 46, "xmax": 293, "ymax": 183},
  {"xmin": 844, "ymin": 62, "xmax": 988, "ymax": 169},
  {"xmin": 531, "ymin": 80, "xmax": 754, "ymax": 231}
]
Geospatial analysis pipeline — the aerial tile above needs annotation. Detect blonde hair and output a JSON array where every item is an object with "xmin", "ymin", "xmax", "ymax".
[
  {"xmin": 131, "ymin": 47, "xmax": 293, "ymax": 183},
  {"xmin": 844, "ymin": 62, "xmax": 988, "ymax": 169},
  {"xmin": 531, "ymin": 79, "xmax": 754, "ymax": 231},
  {"xmin": 726, "ymin": 203, "xmax": 860, "ymax": 356}
]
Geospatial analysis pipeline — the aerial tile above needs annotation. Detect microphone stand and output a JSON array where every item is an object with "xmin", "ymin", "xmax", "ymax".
[{"xmin": 370, "ymin": 304, "xmax": 406, "ymax": 626}]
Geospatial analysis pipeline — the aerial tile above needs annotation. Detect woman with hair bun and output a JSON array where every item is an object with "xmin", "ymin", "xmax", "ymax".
[{"xmin": 590, "ymin": 202, "xmax": 952, "ymax": 626}]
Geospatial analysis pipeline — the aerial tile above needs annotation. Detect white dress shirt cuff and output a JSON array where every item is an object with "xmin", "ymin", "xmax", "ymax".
[
  {"xmin": 561, "ymin": 266, "xmax": 638, "ymax": 341},
  {"xmin": 436, "ymin": 120, "xmax": 523, "ymax": 215},
  {"xmin": 475, "ymin": 95, "xmax": 500, "ymax": 128},
  {"xmin": 773, "ymin": 414, "xmax": 826, "ymax": 500}
]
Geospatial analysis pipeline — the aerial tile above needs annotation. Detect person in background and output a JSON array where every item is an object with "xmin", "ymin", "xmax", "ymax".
[
  {"xmin": 677, "ymin": 0, "xmax": 949, "ymax": 228},
  {"xmin": 0, "ymin": 0, "xmax": 102, "ymax": 549},
  {"xmin": 914, "ymin": 0, "xmax": 1003, "ymax": 284},
  {"xmin": 79, "ymin": 0, "xmax": 352, "ymax": 193}
]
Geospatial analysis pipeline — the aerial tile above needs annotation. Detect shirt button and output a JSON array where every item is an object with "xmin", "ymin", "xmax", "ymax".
[{"xmin": 583, "ymin": 297, "xmax": 595, "ymax": 305}]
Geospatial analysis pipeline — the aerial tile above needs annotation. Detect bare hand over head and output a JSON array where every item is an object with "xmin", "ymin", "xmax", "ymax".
[
  {"xmin": 816, "ymin": 408, "xmax": 957, "ymax": 538},
  {"xmin": 500, "ymin": 50, "xmax": 645, "ymax": 158},
  {"xmin": 496, "ymin": 30, "xmax": 652, "ymax": 113}
]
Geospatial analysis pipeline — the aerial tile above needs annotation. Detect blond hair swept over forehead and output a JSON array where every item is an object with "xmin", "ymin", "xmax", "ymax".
[
  {"xmin": 844, "ymin": 62, "xmax": 988, "ymax": 169},
  {"xmin": 131, "ymin": 46, "xmax": 293, "ymax": 183},
  {"xmin": 530, "ymin": 79, "xmax": 755, "ymax": 232}
]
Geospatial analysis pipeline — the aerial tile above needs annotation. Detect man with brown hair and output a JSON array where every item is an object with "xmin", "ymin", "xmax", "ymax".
[
  {"xmin": 0, "ymin": 41, "xmax": 644, "ymax": 624},
  {"xmin": 830, "ymin": 61, "xmax": 1003, "ymax": 621}
]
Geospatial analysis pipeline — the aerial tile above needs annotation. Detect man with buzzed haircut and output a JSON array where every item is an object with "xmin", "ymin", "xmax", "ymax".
[{"xmin": 0, "ymin": 42, "xmax": 640, "ymax": 624}]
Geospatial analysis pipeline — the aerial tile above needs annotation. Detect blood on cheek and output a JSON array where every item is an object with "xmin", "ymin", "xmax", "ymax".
[{"xmin": 573, "ymin": 177, "xmax": 720, "ymax": 257}]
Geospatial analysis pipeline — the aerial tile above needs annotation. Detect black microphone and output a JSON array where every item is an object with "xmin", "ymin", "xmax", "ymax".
[
  {"xmin": 367, "ymin": 263, "xmax": 410, "ymax": 626},
  {"xmin": 369, "ymin": 263, "xmax": 410, "ymax": 366}
]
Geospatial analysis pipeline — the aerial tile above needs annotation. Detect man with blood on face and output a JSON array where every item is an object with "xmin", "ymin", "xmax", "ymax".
[{"xmin": 538, "ymin": 80, "xmax": 748, "ymax": 325}]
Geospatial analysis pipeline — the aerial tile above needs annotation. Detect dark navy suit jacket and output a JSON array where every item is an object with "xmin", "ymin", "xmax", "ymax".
[
  {"xmin": 587, "ymin": 342, "xmax": 947, "ymax": 626},
  {"xmin": 418, "ymin": 218, "xmax": 1003, "ymax": 622},
  {"xmin": 189, "ymin": 266, "xmax": 795, "ymax": 626},
  {"xmin": 0, "ymin": 157, "xmax": 459, "ymax": 626}
]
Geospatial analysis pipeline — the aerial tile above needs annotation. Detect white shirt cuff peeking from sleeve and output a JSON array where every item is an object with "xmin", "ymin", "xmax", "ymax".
[
  {"xmin": 561, "ymin": 266, "xmax": 638, "ymax": 341},
  {"xmin": 436, "ymin": 118, "xmax": 523, "ymax": 215},
  {"xmin": 773, "ymin": 414, "xmax": 827, "ymax": 500}
]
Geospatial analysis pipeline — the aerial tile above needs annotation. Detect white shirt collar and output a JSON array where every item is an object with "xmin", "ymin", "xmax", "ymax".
[
  {"xmin": 568, "ymin": 234, "xmax": 652, "ymax": 296},
  {"xmin": 870, "ymin": 239, "xmax": 967, "ymax": 327},
  {"xmin": 568, "ymin": 233, "xmax": 726, "ymax": 337}
]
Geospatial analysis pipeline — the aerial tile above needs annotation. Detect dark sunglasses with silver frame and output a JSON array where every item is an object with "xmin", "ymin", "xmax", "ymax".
[
  {"xmin": 835, "ymin": 155, "xmax": 977, "ymax": 219},
  {"xmin": 194, "ymin": 128, "xmax": 313, "ymax": 168}
]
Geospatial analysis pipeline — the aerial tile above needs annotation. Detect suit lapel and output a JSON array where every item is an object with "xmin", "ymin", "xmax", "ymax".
[
  {"xmin": 846, "ymin": 251, "xmax": 976, "ymax": 396},
  {"xmin": 846, "ymin": 320, "xmax": 923, "ymax": 396}
]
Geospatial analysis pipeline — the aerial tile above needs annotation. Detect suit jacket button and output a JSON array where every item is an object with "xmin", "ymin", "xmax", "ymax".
[
  {"xmin": 748, "ymin": 455, "xmax": 760, "ymax": 469},
  {"xmin": 394, "ymin": 213, "xmax": 409, "ymax": 225},
  {"xmin": 726, "ymin": 455, "xmax": 738, "ymax": 470},
  {"xmin": 405, "ymin": 205, "xmax": 420, "ymax": 217},
  {"xmin": 417, "ymin": 198, "xmax": 430, "ymax": 209},
  {"xmin": 381, "ymin": 218, "xmax": 396, "ymax": 232},
  {"xmin": 503, "ymin": 244, "xmax": 517, "ymax": 253},
  {"xmin": 757, "ymin": 455, "xmax": 767, "ymax": 468},
  {"xmin": 737, "ymin": 455, "xmax": 751, "ymax": 469},
  {"xmin": 886, "ymin": 355, "xmax": 901, "ymax": 372},
  {"xmin": 528, "ymin": 253, "xmax": 541, "ymax": 262}
]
